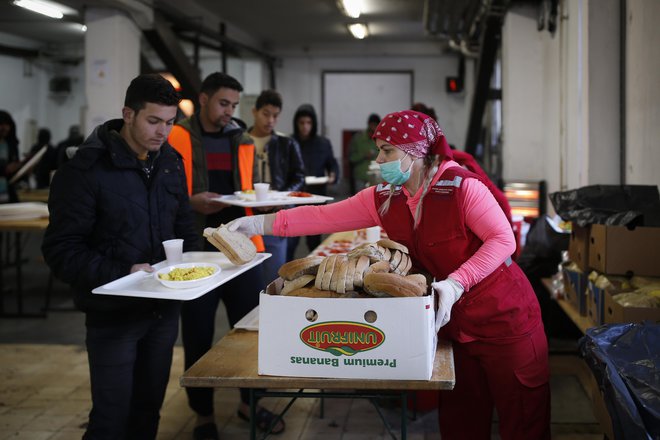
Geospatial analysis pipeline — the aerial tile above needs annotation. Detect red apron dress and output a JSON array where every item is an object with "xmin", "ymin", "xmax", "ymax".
[{"xmin": 374, "ymin": 167, "xmax": 550, "ymax": 440}]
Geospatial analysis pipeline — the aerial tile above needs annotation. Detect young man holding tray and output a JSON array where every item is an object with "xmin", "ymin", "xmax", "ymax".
[
  {"xmin": 42, "ymin": 74, "xmax": 199, "ymax": 439},
  {"xmin": 168, "ymin": 73, "xmax": 285, "ymax": 438}
]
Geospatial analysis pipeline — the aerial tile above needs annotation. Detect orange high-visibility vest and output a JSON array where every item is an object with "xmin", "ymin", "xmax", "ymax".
[{"xmin": 168, "ymin": 125, "xmax": 265, "ymax": 251}]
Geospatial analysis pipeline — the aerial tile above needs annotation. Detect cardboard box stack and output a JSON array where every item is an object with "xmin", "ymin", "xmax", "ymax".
[
  {"xmin": 566, "ymin": 224, "xmax": 660, "ymax": 325},
  {"xmin": 551, "ymin": 184, "xmax": 660, "ymax": 326}
]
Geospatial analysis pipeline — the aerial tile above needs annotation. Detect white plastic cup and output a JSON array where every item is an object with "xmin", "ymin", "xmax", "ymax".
[
  {"xmin": 366, "ymin": 226, "xmax": 381, "ymax": 242},
  {"xmin": 162, "ymin": 239, "xmax": 184, "ymax": 265},
  {"xmin": 254, "ymin": 183, "xmax": 270, "ymax": 201}
]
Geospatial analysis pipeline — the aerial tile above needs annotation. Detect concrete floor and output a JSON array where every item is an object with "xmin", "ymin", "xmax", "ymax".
[{"xmin": 0, "ymin": 230, "xmax": 605, "ymax": 439}]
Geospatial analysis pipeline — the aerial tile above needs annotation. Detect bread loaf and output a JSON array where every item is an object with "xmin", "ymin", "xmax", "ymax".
[
  {"xmin": 329, "ymin": 255, "xmax": 348, "ymax": 292},
  {"xmin": 320, "ymin": 254, "xmax": 339, "ymax": 291},
  {"xmin": 348, "ymin": 243, "xmax": 386, "ymax": 262},
  {"xmin": 363, "ymin": 272, "xmax": 426, "ymax": 297},
  {"xmin": 278, "ymin": 256, "xmax": 324, "ymax": 281},
  {"xmin": 353, "ymin": 255, "xmax": 370, "ymax": 288},
  {"xmin": 203, "ymin": 226, "xmax": 256, "ymax": 265},
  {"xmin": 344, "ymin": 257, "xmax": 358, "ymax": 292},
  {"xmin": 281, "ymin": 274, "xmax": 315, "ymax": 295}
]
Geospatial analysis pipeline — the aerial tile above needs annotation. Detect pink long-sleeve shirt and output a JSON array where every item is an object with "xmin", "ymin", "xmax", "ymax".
[{"xmin": 273, "ymin": 160, "xmax": 515, "ymax": 291}]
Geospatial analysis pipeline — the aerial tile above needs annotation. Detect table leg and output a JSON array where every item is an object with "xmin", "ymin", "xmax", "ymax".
[
  {"xmin": 0, "ymin": 232, "xmax": 4, "ymax": 314},
  {"xmin": 401, "ymin": 392, "xmax": 407, "ymax": 440},
  {"xmin": 249, "ymin": 388, "xmax": 256, "ymax": 440},
  {"xmin": 15, "ymin": 231, "xmax": 22, "ymax": 314}
]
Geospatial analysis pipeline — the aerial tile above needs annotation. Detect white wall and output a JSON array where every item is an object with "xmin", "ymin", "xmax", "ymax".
[
  {"xmin": 501, "ymin": 0, "xmax": 650, "ymax": 215},
  {"xmin": 273, "ymin": 54, "xmax": 473, "ymax": 150},
  {"xmin": 626, "ymin": 0, "xmax": 660, "ymax": 187},
  {"xmin": 501, "ymin": 6, "xmax": 547, "ymax": 184},
  {"xmin": 0, "ymin": 40, "xmax": 85, "ymax": 157}
]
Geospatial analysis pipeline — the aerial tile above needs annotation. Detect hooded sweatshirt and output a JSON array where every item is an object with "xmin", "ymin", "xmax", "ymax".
[{"xmin": 292, "ymin": 104, "xmax": 339, "ymax": 188}]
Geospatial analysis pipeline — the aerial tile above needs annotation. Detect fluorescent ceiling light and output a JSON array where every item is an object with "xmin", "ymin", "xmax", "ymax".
[
  {"xmin": 12, "ymin": 0, "xmax": 77, "ymax": 19},
  {"xmin": 338, "ymin": 0, "xmax": 362, "ymax": 18},
  {"xmin": 348, "ymin": 23, "xmax": 368, "ymax": 39}
]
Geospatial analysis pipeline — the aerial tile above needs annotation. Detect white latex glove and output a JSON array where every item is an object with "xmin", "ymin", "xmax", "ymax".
[
  {"xmin": 432, "ymin": 277, "xmax": 465, "ymax": 332},
  {"xmin": 226, "ymin": 215, "xmax": 265, "ymax": 237}
]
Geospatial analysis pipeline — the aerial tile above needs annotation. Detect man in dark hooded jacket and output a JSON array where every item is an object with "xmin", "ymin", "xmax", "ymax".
[
  {"xmin": 287, "ymin": 104, "xmax": 339, "ymax": 259},
  {"xmin": 42, "ymin": 74, "xmax": 198, "ymax": 440}
]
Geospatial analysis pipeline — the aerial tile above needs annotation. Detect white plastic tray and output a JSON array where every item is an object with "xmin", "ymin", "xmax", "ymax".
[
  {"xmin": 234, "ymin": 305, "xmax": 259, "ymax": 331},
  {"xmin": 213, "ymin": 192, "xmax": 333, "ymax": 208},
  {"xmin": 305, "ymin": 176, "xmax": 330, "ymax": 185},
  {"xmin": 92, "ymin": 251, "xmax": 271, "ymax": 301}
]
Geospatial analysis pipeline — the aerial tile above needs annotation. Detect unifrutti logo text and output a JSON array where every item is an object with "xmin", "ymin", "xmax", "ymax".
[{"xmin": 299, "ymin": 321, "xmax": 385, "ymax": 356}]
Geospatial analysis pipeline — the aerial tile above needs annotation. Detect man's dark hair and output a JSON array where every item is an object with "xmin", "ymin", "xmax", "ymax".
[
  {"xmin": 124, "ymin": 74, "xmax": 180, "ymax": 113},
  {"xmin": 255, "ymin": 89, "xmax": 282, "ymax": 110},
  {"xmin": 200, "ymin": 72, "xmax": 243, "ymax": 96}
]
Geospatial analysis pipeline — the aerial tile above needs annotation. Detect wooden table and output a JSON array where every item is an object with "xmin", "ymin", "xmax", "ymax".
[
  {"xmin": 0, "ymin": 217, "xmax": 49, "ymax": 317},
  {"xmin": 181, "ymin": 329, "xmax": 455, "ymax": 439},
  {"xmin": 16, "ymin": 188, "xmax": 49, "ymax": 203},
  {"xmin": 541, "ymin": 277, "xmax": 595, "ymax": 334}
]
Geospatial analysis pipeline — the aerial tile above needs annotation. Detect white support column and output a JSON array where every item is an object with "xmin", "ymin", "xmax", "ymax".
[{"xmin": 84, "ymin": 8, "xmax": 141, "ymax": 134}]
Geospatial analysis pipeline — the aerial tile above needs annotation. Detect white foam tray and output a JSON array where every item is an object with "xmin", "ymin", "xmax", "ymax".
[{"xmin": 92, "ymin": 251, "xmax": 271, "ymax": 301}]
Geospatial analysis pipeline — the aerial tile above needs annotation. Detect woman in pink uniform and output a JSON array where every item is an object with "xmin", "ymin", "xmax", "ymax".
[{"xmin": 228, "ymin": 110, "xmax": 550, "ymax": 440}]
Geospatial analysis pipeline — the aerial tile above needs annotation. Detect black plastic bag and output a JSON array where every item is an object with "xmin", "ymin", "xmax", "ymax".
[
  {"xmin": 549, "ymin": 185, "xmax": 660, "ymax": 227},
  {"xmin": 579, "ymin": 322, "xmax": 660, "ymax": 440},
  {"xmin": 517, "ymin": 215, "xmax": 569, "ymax": 278}
]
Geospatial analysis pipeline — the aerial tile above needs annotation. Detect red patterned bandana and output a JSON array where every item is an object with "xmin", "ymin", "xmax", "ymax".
[{"xmin": 372, "ymin": 110, "xmax": 453, "ymax": 159}]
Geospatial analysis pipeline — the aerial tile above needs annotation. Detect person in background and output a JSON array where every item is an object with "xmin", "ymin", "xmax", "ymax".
[
  {"xmin": 286, "ymin": 104, "xmax": 339, "ymax": 260},
  {"xmin": 227, "ymin": 110, "xmax": 551, "ymax": 440},
  {"xmin": 168, "ymin": 72, "xmax": 285, "ymax": 439},
  {"xmin": 42, "ymin": 74, "xmax": 198, "ymax": 439},
  {"xmin": 248, "ymin": 89, "xmax": 305, "ymax": 284},
  {"xmin": 411, "ymin": 102, "xmax": 438, "ymax": 121},
  {"xmin": 0, "ymin": 110, "xmax": 20, "ymax": 203},
  {"xmin": 348, "ymin": 113, "xmax": 380, "ymax": 193},
  {"xmin": 56, "ymin": 124, "xmax": 84, "ymax": 166},
  {"xmin": 30, "ymin": 128, "xmax": 58, "ymax": 188}
]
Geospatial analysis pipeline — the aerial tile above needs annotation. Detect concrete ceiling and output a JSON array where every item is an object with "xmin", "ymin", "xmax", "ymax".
[
  {"xmin": 0, "ymin": 0, "xmax": 515, "ymax": 61},
  {"xmin": 0, "ymin": 0, "xmax": 436, "ymax": 51}
]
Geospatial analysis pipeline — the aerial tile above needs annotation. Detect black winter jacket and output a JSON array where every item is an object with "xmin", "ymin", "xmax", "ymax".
[
  {"xmin": 260, "ymin": 132, "xmax": 305, "ymax": 192},
  {"xmin": 42, "ymin": 119, "xmax": 199, "ymax": 320}
]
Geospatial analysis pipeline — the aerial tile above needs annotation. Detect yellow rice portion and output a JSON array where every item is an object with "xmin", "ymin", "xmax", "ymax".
[{"xmin": 159, "ymin": 266, "xmax": 216, "ymax": 281}]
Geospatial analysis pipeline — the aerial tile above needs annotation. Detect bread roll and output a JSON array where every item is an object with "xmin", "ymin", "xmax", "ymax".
[
  {"xmin": 365, "ymin": 260, "xmax": 391, "ymax": 275},
  {"xmin": 405, "ymin": 274, "xmax": 428, "ymax": 295},
  {"xmin": 278, "ymin": 256, "xmax": 324, "ymax": 281},
  {"xmin": 281, "ymin": 274, "xmax": 315, "ymax": 296},
  {"xmin": 377, "ymin": 238, "xmax": 409, "ymax": 254},
  {"xmin": 363, "ymin": 272, "xmax": 426, "ymax": 297},
  {"xmin": 203, "ymin": 226, "xmax": 256, "ymax": 265}
]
